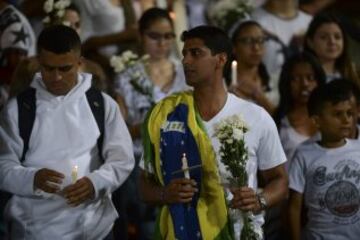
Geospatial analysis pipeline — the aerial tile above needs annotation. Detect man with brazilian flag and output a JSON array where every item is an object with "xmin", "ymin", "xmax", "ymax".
[{"xmin": 139, "ymin": 26, "xmax": 288, "ymax": 240}]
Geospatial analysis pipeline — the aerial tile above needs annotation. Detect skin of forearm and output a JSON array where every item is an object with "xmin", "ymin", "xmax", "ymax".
[
  {"xmin": 260, "ymin": 165, "xmax": 288, "ymax": 208},
  {"xmin": 288, "ymin": 191, "xmax": 303, "ymax": 240}
]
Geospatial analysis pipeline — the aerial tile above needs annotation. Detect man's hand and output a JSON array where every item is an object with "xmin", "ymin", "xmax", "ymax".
[
  {"xmin": 62, "ymin": 177, "xmax": 95, "ymax": 207},
  {"xmin": 163, "ymin": 178, "xmax": 198, "ymax": 204},
  {"xmin": 230, "ymin": 187, "xmax": 261, "ymax": 213},
  {"xmin": 34, "ymin": 168, "xmax": 65, "ymax": 193}
]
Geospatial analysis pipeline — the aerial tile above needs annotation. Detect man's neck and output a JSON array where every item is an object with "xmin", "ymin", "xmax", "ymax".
[
  {"xmin": 264, "ymin": 0, "xmax": 298, "ymax": 19},
  {"xmin": 194, "ymin": 80, "xmax": 227, "ymax": 121}
]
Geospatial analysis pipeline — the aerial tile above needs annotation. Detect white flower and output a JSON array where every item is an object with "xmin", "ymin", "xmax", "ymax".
[
  {"xmin": 54, "ymin": 0, "xmax": 71, "ymax": 10},
  {"xmin": 56, "ymin": 9, "xmax": 65, "ymax": 18},
  {"xmin": 110, "ymin": 56, "xmax": 126, "ymax": 73},
  {"xmin": 43, "ymin": 0, "xmax": 54, "ymax": 13},
  {"xmin": 62, "ymin": 21, "xmax": 71, "ymax": 27},
  {"xmin": 42, "ymin": 16, "xmax": 51, "ymax": 24},
  {"xmin": 122, "ymin": 50, "xmax": 138, "ymax": 61},
  {"xmin": 226, "ymin": 139, "xmax": 233, "ymax": 144},
  {"xmin": 233, "ymin": 128, "xmax": 244, "ymax": 141}
]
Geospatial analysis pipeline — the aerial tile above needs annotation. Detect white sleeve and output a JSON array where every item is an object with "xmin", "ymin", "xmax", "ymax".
[
  {"xmin": 257, "ymin": 109, "xmax": 287, "ymax": 170},
  {"xmin": 288, "ymin": 150, "xmax": 306, "ymax": 193},
  {"xmin": 0, "ymin": 100, "xmax": 39, "ymax": 197},
  {"xmin": 87, "ymin": 94, "xmax": 135, "ymax": 198}
]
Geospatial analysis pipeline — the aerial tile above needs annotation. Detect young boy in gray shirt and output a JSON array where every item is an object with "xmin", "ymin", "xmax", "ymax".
[{"xmin": 288, "ymin": 80, "xmax": 360, "ymax": 240}]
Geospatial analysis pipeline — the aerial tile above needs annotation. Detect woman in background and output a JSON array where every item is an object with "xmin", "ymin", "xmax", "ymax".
[
  {"xmin": 230, "ymin": 20, "xmax": 278, "ymax": 115},
  {"xmin": 112, "ymin": 7, "xmax": 187, "ymax": 239},
  {"xmin": 304, "ymin": 13, "xmax": 359, "ymax": 87},
  {"xmin": 276, "ymin": 52, "xmax": 326, "ymax": 165}
]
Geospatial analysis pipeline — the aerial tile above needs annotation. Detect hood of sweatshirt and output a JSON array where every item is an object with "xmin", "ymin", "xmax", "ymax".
[{"xmin": 30, "ymin": 72, "xmax": 93, "ymax": 103}]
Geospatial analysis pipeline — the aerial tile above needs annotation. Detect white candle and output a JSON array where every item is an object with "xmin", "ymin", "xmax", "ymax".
[
  {"xmin": 181, "ymin": 153, "xmax": 190, "ymax": 179},
  {"xmin": 71, "ymin": 165, "xmax": 78, "ymax": 183},
  {"xmin": 231, "ymin": 60, "xmax": 237, "ymax": 86}
]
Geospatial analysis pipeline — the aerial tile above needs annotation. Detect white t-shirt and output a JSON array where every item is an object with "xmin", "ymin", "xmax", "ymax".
[
  {"xmin": 289, "ymin": 139, "xmax": 360, "ymax": 240},
  {"xmin": 251, "ymin": 7, "xmax": 312, "ymax": 74},
  {"xmin": 204, "ymin": 94, "xmax": 286, "ymax": 239},
  {"xmin": 279, "ymin": 116, "xmax": 313, "ymax": 169}
]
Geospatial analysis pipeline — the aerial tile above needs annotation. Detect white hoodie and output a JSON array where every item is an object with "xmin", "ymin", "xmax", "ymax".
[{"xmin": 0, "ymin": 73, "xmax": 135, "ymax": 240}]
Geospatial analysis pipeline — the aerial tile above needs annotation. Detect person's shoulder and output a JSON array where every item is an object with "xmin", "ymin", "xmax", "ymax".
[
  {"xmin": 230, "ymin": 93, "xmax": 271, "ymax": 119},
  {"xmin": 297, "ymin": 9, "xmax": 312, "ymax": 22},
  {"xmin": 251, "ymin": 7, "xmax": 268, "ymax": 20}
]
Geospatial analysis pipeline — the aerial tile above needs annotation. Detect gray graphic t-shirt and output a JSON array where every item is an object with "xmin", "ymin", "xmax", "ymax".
[{"xmin": 289, "ymin": 140, "xmax": 360, "ymax": 240}]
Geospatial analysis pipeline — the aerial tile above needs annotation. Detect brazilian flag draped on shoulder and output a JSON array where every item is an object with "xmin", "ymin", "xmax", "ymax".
[{"xmin": 142, "ymin": 91, "xmax": 234, "ymax": 240}]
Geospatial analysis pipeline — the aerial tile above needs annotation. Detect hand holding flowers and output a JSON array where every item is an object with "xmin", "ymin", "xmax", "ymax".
[{"xmin": 213, "ymin": 114, "xmax": 260, "ymax": 240}]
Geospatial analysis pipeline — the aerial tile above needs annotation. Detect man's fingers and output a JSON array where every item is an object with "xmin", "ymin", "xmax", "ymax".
[{"xmin": 46, "ymin": 175, "xmax": 64, "ymax": 184}]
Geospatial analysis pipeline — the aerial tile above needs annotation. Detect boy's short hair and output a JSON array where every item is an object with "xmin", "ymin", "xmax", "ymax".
[
  {"xmin": 181, "ymin": 25, "xmax": 232, "ymax": 62},
  {"xmin": 308, "ymin": 79, "xmax": 356, "ymax": 116},
  {"xmin": 37, "ymin": 25, "xmax": 81, "ymax": 54}
]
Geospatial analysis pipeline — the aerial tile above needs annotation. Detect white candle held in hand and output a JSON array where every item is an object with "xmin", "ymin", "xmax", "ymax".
[
  {"xmin": 71, "ymin": 165, "xmax": 78, "ymax": 184},
  {"xmin": 231, "ymin": 60, "xmax": 237, "ymax": 86},
  {"xmin": 181, "ymin": 153, "xmax": 190, "ymax": 179}
]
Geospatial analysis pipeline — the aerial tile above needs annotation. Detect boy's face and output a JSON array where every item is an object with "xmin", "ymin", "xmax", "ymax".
[
  {"xmin": 314, "ymin": 100, "xmax": 354, "ymax": 142},
  {"xmin": 38, "ymin": 49, "xmax": 81, "ymax": 96}
]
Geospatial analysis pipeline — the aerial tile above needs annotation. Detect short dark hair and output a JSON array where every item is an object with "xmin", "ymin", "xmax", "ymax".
[
  {"xmin": 138, "ymin": 7, "xmax": 173, "ymax": 35},
  {"xmin": 308, "ymin": 79, "xmax": 356, "ymax": 116},
  {"xmin": 181, "ymin": 25, "xmax": 233, "ymax": 76},
  {"xmin": 182, "ymin": 25, "xmax": 232, "ymax": 58},
  {"xmin": 37, "ymin": 25, "xmax": 81, "ymax": 54}
]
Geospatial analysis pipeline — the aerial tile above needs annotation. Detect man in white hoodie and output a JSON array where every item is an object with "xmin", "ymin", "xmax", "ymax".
[{"xmin": 0, "ymin": 25, "xmax": 135, "ymax": 240}]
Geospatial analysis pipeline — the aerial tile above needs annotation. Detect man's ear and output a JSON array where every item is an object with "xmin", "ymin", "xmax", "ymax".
[{"xmin": 216, "ymin": 52, "xmax": 228, "ymax": 68}]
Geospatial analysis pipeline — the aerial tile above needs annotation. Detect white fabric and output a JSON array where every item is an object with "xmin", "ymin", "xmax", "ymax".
[
  {"xmin": 203, "ymin": 93, "xmax": 286, "ymax": 239},
  {"xmin": 279, "ymin": 116, "xmax": 313, "ymax": 169},
  {"xmin": 0, "ymin": 5, "xmax": 36, "ymax": 56},
  {"xmin": 73, "ymin": 0, "xmax": 125, "ymax": 57},
  {"xmin": 289, "ymin": 139, "xmax": 360, "ymax": 240},
  {"xmin": 251, "ymin": 7, "xmax": 312, "ymax": 74},
  {"xmin": 114, "ymin": 59, "xmax": 188, "ymax": 157},
  {"xmin": 0, "ymin": 72, "xmax": 135, "ymax": 240}
]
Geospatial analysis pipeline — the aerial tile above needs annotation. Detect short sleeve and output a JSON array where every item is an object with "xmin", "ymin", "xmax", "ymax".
[
  {"xmin": 288, "ymin": 150, "xmax": 306, "ymax": 193},
  {"xmin": 257, "ymin": 110, "xmax": 287, "ymax": 170}
]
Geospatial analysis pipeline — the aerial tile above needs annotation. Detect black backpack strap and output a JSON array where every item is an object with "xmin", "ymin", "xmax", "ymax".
[
  {"xmin": 86, "ymin": 87, "xmax": 105, "ymax": 162},
  {"xmin": 17, "ymin": 87, "xmax": 36, "ymax": 163}
]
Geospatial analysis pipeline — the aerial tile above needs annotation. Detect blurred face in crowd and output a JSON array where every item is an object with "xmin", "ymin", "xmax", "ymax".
[
  {"xmin": 233, "ymin": 24, "xmax": 266, "ymax": 67},
  {"xmin": 307, "ymin": 23, "xmax": 344, "ymax": 63},
  {"xmin": 142, "ymin": 18, "xmax": 175, "ymax": 60},
  {"xmin": 38, "ymin": 49, "xmax": 82, "ymax": 96},
  {"xmin": 290, "ymin": 62, "xmax": 319, "ymax": 105},
  {"xmin": 64, "ymin": 9, "xmax": 81, "ymax": 35}
]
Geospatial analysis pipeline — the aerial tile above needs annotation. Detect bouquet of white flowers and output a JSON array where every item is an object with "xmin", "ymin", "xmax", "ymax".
[
  {"xmin": 208, "ymin": 0, "xmax": 253, "ymax": 32},
  {"xmin": 110, "ymin": 51, "xmax": 154, "ymax": 104},
  {"xmin": 213, "ymin": 114, "xmax": 260, "ymax": 240},
  {"xmin": 43, "ymin": 0, "xmax": 72, "ymax": 26}
]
